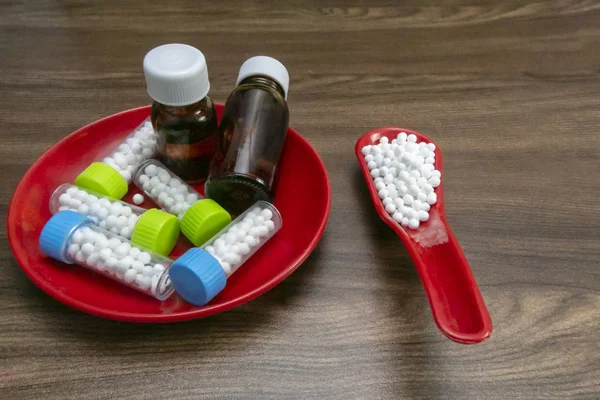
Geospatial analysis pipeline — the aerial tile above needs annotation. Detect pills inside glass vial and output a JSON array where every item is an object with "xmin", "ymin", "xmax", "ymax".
[
  {"xmin": 134, "ymin": 159, "xmax": 231, "ymax": 246},
  {"xmin": 166, "ymin": 201, "xmax": 282, "ymax": 306},
  {"xmin": 49, "ymin": 184, "xmax": 180, "ymax": 256},
  {"xmin": 39, "ymin": 211, "xmax": 174, "ymax": 300},
  {"xmin": 361, "ymin": 132, "xmax": 441, "ymax": 229},
  {"xmin": 75, "ymin": 117, "xmax": 158, "ymax": 199}
]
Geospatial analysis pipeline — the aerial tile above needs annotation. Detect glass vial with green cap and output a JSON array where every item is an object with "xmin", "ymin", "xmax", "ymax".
[
  {"xmin": 133, "ymin": 159, "xmax": 231, "ymax": 247},
  {"xmin": 144, "ymin": 43, "xmax": 219, "ymax": 184},
  {"xmin": 39, "ymin": 210, "xmax": 175, "ymax": 300},
  {"xmin": 168, "ymin": 201, "xmax": 282, "ymax": 306},
  {"xmin": 205, "ymin": 56, "xmax": 290, "ymax": 215},
  {"xmin": 50, "ymin": 184, "xmax": 180, "ymax": 256},
  {"xmin": 75, "ymin": 118, "xmax": 158, "ymax": 200}
]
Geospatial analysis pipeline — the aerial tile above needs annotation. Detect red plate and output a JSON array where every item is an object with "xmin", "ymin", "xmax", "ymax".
[{"xmin": 8, "ymin": 105, "xmax": 331, "ymax": 322}]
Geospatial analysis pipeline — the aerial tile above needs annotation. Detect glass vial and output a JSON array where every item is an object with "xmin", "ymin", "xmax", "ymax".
[
  {"xmin": 49, "ymin": 184, "xmax": 180, "ymax": 256},
  {"xmin": 133, "ymin": 159, "xmax": 231, "ymax": 246},
  {"xmin": 205, "ymin": 56, "xmax": 290, "ymax": 215},
  {"xmin": 144, "ymin": 43, "xmax": 219, "ymax": 184},
  {"xmin": 167, "ymin": 201, "xmax": 282, "ymax": 306},
  {"xmin": 75, "ymin": 117, "xmax": 157, "ymax": 199},
  {"xmin": 39, "ymin": 210, "xmax": 174, "ymax": 300}
]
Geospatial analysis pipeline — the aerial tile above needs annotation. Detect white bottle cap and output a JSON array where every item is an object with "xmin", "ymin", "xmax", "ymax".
[
  {"xmin": 236, "ymin": 56, "xmax": 289, "ymax": 99},
  {"xmin": 143, "ymin": 44, "xmax": 210, "ymax": 106}
]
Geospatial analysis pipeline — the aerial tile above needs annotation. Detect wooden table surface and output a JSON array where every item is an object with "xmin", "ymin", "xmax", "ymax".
[{"xmin": 1, "ymin": 1, "xmax": 599, "ymax": 399}]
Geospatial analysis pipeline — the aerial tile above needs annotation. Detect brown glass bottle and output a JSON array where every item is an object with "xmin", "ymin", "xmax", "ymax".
[
  {"xmin": 143, "ymin": 43, "xmax": 218, "ymax": 183},
  {"xmin": 151, "ymin": 97, "xmax": 218, "ymax": 183},
  {"xmin": 205, "ymin": 56, "xmax": 289, "ymax": 215}
]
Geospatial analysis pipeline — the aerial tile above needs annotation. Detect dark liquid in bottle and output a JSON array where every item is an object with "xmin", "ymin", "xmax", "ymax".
[
  {"xmin": 151, "ymin": 96, "xmax": 218, "ymax": 184},
  {"xmin": 206, "ymin": 77, "xmax": 288, "ymax": 215}
]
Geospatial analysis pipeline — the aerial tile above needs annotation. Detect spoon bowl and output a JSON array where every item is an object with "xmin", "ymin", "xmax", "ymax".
[{"xmin": 356, "ymin": 127, "xmax": 492, "ymax": 344}]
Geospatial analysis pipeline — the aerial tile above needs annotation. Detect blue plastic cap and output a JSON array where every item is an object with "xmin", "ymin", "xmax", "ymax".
[
  {"xmin": 169, "ymin": 248, "xmax": 227, "ymax": 306},
  {"xmin": 39, "ymin": 210, "xmax": 92, "ymax": 263}
]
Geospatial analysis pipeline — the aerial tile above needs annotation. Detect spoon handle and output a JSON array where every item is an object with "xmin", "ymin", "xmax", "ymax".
[{"xmin": 402, "ymin": 216, "xmax": 493, "ymax": 344}]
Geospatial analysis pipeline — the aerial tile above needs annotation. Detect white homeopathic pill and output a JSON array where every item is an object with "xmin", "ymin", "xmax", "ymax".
[
  {"xmin": 385, "ymin": 203, "xmax": 396, "ymax": 214},
  {"xmin": 244, "ymin": 235, "xmax": 257, "ymax": 246},
  {"xmin": 145, "ymin": 164, "xmax": 158, "ymax": 176},
  {"xmin": 427, "ymin": 192, "xmax": 437, "ymax": 204},
  {"xmin": 124, "ymin": 269, "xmax": 137, "ymax": 283},
  {"xmin": 105, "ymin": 257, "xmax": 118, "ymax": 270},
  {"xmin": 132, "ymin": 193, "xmax": 144, "ymax": 205},
  {"xmin": 67, "ymin": 244, "xmax": 79, "ymax": 257},
  {"xmin": 114, "ymin": 243, "xmax": 130, "ymax": 258},
  {"xmin": 81, "ymin": 242, "xmax": 95, "ymax": 257},
  {"xmin": 137, "ymin": 252, "xmax": 152, "ymax": 265},
  {"xmin": 107, "ymin": 237, "xmax": 121, "ymax": 249},
  {"xmin": 94, "ymin": 235, "xmax": 109, "ymax": 250},
  {"xmin": 99, "ymin": 248, "xmax": 112, "ymax": 260}
]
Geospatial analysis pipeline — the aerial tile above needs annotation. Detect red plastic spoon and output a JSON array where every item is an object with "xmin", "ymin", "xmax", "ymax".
[{"xmin": 356, "ymin": 127, "xmax": 492, "ymax": 344}]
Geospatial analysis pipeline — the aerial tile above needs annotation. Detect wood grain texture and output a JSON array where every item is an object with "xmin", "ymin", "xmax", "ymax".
[{"xmin": 1, "ymin": 0, "xmax": 599, "ymax": 399}]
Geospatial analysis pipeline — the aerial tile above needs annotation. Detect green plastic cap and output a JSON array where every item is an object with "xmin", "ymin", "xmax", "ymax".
[
  {"xmin": 75, "ymin": 162, "xmax": 128, "ymax": 199},
  {"xmin": 181, "ymin": 199, "xmax": 231, "ymax": 246},
  {"xmin": 131, "ymin": 209, "xmax": 180, "ymax": 256}
]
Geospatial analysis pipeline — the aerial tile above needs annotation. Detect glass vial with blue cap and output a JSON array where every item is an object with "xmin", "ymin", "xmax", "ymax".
[
  {"xmin": 39, "ymin": 210, "xmax": 175, "ymax": 300},
  {"xmin": 49, "ymin": 184, "xmax": 180, "ymax": 256},
  {"xmin": 168, "ymin": 201, "xmax": 282, "ymax": 306},
  {"xmin": 75, "ymin": 117, "xmax": 158, "ymax": 199},
  {"xmin": 205, "ymin": 56, "xmax": 290, "ymax": 215},
  {"xmin": 134, "ymin": 159, "xmax": 231, "ymax": 247}
]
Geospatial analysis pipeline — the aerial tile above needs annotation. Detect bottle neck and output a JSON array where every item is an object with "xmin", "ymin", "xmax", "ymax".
[
  {"xmin": 238, "ymin": 76, "xmax": 285, "ymax": 98},
  {"xmin": 153, "ymin": 95, "xmax": 211, "ymax": 112}
]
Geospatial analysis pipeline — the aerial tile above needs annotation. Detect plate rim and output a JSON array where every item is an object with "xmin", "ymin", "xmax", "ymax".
[{"xmin": 7, "ymin": 105, "xmax": 331, "ymax": 322}]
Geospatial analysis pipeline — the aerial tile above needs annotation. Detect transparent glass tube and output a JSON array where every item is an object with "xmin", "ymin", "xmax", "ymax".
[
  {"xmin": 50, "ymin": 184, "xmax": 145, "ymax": 240},
  {"xmin": 201, "ymin": 201, "xmax": 281, "ymax": 277},
  {"xmin": 59, "ymin": 221, "xmax": 173, "ymax": 300},
  {"xmin": 134, "ymin": 159, "xmax": 201, "ymax": 219},
  {"xmin": 98, "ymin": 117, "xmax": 157, "ymax": 183}
]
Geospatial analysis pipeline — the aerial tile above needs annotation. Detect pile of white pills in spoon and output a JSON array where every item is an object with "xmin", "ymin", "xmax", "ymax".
[
  {"xmin": 361, "ymin": 132, "xmax": 441, "ymax": 229},
  {"xmin": 101, "ymin": 119, "xmax": 157, "ymax": 182}
]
